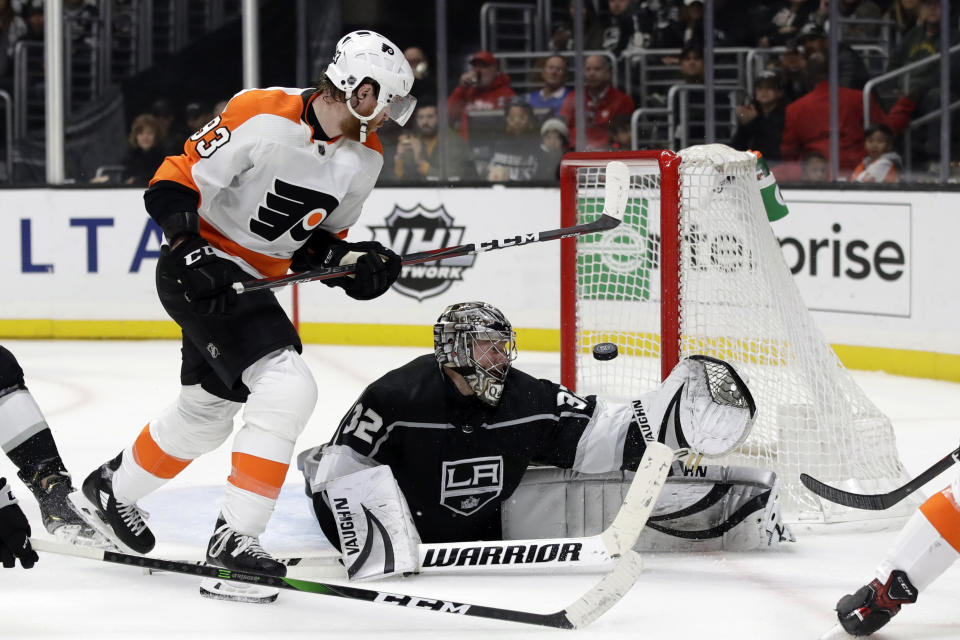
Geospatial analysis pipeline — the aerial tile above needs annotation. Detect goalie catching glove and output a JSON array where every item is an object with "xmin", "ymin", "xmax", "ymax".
[{"xmin": 633, "ymin": 355, "xmax": 756, "ymax": 458}]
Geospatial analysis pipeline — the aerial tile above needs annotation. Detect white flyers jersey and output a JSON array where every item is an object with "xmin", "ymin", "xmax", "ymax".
[{"xmin": 150, "ymin": 87, "xmax": 384, "ymax": 277}]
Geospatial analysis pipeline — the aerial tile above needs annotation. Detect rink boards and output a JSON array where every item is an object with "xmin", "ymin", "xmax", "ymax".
[{"xmin": 0, "ymin": 185, "xmax": 957, "ymax": 381}]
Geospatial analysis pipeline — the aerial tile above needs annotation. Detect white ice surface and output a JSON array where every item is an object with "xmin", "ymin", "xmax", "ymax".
[{"xmin": 1, "ymin": 340, "xmax": 958, "ymax": 639}]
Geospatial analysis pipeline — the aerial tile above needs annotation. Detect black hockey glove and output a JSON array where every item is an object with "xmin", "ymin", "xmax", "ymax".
[
  {"xmin": 322, "ymin": 241, "xmax": 402, "ymax": 300},
  {"xmin": 836, "ymin": 570, "xmax": 918, "ymax": 636},
  {"xmin": 157, "ymin": 234, "xmax": 238, "ymax": 316},
  {"xmin": 0, "ymin": 477, "xmax": 39, "ymax": 569}
]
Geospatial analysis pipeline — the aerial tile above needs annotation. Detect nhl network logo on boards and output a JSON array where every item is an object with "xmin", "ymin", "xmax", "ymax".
[{"xmin": 368, "ymin": 204, "xmax": 476, "ymax": 301}]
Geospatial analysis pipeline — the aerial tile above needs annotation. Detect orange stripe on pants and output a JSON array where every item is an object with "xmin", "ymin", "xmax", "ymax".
[
  {"xmin": 227, "ymin": 452, "xmax": 288, "ymax": 500},
  {"xmin": 131, "ymin": 424, "xmax": 192, "ymax": 479},
  {"xmin": 919, "ymin": 487, "xmax": 960, "ymax": 553}
]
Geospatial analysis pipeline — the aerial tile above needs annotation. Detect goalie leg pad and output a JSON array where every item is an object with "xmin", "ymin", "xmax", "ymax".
[
  {"xmin": 324, "ymin": 465, "xmax": 421, "ymax": 581},
  {"xmin": 503, "ymin": 464, "xmax": 792, "ymax": 551},
  {"xmin": 633, "ymin": 355, "xmax": 756, "ymax": 458}
]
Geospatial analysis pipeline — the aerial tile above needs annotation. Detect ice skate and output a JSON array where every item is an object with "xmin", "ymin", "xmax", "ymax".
[
  {"xmin": 18, "ymin": 468, "xmax": 112, "ymax": 547},
  {"xmin": 69, "ymin": 453, "xmax": 155, "ymax": 555},
  {"xmin": 200, "ymin": 514, "xmax": 283, "ymax": 604}
]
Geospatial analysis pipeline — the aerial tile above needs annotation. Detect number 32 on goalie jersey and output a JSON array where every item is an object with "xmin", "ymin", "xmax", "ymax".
[
  {"xmin": 340, "ymin": 402, "xmax": 384, "ymax": 446},
  {"xmin": 190, "ymin": 115, "xmax": 231, "ymax": 158}
]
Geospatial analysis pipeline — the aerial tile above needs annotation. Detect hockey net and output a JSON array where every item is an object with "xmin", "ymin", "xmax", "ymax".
[{"xmin": 559, "ymin": 145, "xmax": 914, "ymax": 524}]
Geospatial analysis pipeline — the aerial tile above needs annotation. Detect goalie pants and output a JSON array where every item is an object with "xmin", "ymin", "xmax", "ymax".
[{"xmin": 110, "ymin": 267, "xmax": 317, "ymax": 536}]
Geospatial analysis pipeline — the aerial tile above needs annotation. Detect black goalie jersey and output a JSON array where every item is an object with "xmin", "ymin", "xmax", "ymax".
[{"xmin": 308, "ymin": 354, "xmax": 648, "ymax": 544}]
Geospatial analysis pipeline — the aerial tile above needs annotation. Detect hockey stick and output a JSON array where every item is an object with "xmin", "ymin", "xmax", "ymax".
[
  {"xmin": 32, "ymin": 442, "xmax": 671, "ymax": 629},
  {"xmin": 232, "ymin": 160, "xmax": 631, "ymax": 294},
  {"xmin": 800, "ymin": 445, "xmax": 960, "ymax": 510},
  {"xmin": 152, "ymin": 441, "xmax": 674, "ymax": 580}
]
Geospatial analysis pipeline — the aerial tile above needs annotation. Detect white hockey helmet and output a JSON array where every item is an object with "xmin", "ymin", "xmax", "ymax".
[
  {"xmin": 434, "ymin": 302, "xmax": 517, "ymax": 406},
  {"xmin": 325, "ymin": 30, "xmax": 417, "ymax": 141}
]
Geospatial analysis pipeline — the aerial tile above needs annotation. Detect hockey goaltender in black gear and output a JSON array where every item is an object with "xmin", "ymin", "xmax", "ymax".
[{"xmin": 298, "ymin": 302, "xmax": 792, "ymax": 581}]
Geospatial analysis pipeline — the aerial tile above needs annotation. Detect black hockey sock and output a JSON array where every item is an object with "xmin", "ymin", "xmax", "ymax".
[{"xmin": 7, "ymin": 429, "xmax": 72, "ymax": 492}]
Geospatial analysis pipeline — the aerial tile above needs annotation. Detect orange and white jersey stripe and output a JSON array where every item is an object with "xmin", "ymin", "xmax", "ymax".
[{"xmin": 150, "ymin": 87, "xmax": 384, "ymax": 278}]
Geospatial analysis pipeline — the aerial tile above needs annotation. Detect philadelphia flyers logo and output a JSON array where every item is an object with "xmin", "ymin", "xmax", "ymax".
[{"xmin": 249, "ymin": 179, "xmax": 340, "ymax": 242}]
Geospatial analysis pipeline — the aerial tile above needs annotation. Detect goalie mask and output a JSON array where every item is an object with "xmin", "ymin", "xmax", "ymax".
[
  {"xmin": 434, "ymin": 302, "xmax": 517, "ymax": 406},
  {"xmin": 325, "ymin": 30, "xmax": 417, "ymax": 142}
]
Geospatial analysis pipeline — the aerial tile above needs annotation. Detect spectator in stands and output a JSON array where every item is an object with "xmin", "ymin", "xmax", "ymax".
[
  {"xmin": 559, "ymin": 54, "xmax": 634, "ymax": 150},
  {"xmin": 184, "ymin": 101, "xmax": 212, "ymax": 136},
  {"xmin": 150, "ymin": 98, "xmax": 182, "ymax": 156},
  {"xmin": 403, "ymin": 46, "xmax": 433, "ymax": 104},
  {"xmin": 762, "ymin": 0, "xmax": 816, "ymax": 48},
  {"xmin": 780, "ymin": 52, "xmax": 915, "ymax": 178},
  {"xmin": 525, "ymin": 55, "xmax": 570, "ymax": 116},
  {"xmin": 18, "ymin": 1, "xmax": 43, "ymax": 45},
  {"xmin": 538, "ymin": 117, "xmax": 568, "ymax": 180},
  {"xmin": 447, "ymin": 50, "xmax": 515, "ymax": 140},
  {"xmin": 549, "ymin": 1, "xmax": 598, "ymax": 52},
  {"xmin": 671, "ymin": 44, "xmax": 729, "ymax": 147},
  {"xmin": 778, "ymin": 40, "xmax": 812, "ymax": 103},
  {"xmin": 654, "ymin": 0, "xmax": 731, "ymax": 50},
  {"xmin": 404, "ymin": 46, "xmax": 429, "ymax": 83},
  {"xmin": 852, "ymin": 123, "xmax": 902, "ymax": 183},
  {"xmin": 0, "ymin": 0, "xmax": 25, "ymax": 85},
  {"xmin": 731, "ymin": 70, "xmax": 786, "ymax": 162},
  {"xmin": 608, "ymin": 113, "xmax": 633, "ymax": 150},
  {"xmin": 801, "ymin": 151, "xmax": 829, "ymax": 181},
  {"xmin": 807, "ymin": 0, "xmax": 883, "ymax": 42},
  {"xmin": 486, "ymin": 100, "xmax": 542, "ymax": 182},
  {"xmin": 888, "ymin": 0, "xmax": 960, "ymax": 166},
  {"xmin": 63, "ymin": 0, "xmax": 97, "ymax": 49},
  {"xmin": 120, "ymin": 113, "xmax": 164, "ymax": 187},
  {"xmin": 792, "ymin": 23, "xmax": 869, "ymax": 89},
  {"xmin": 391, "ymin": 103, "xmax": 474, "ymax": 181},
  {"xmin": 586, "ymin": 0, "xmax": 638, "ymax": 56},
  {"xmin": 885, "ymin": 0, "xmax": 922, "ymax": 41}
]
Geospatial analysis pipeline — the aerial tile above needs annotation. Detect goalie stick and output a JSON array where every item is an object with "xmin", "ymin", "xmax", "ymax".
[
  {"xmin": 800, "ymin": 445, "xmax": 960, "ymax": 510},
  {"xmin": 150, "ymin": 442, "xmax": 674, "ymax": 580},
  {"xmin": 33, "ymin": 442, "xmax": 671, "ymax": 629},
  {"xmin": 233, "ymin": 160, "xmax": 631, "ymax": 294}
]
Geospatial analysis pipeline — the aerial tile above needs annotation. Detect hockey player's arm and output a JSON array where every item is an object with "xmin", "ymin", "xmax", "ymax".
[{"xmin": 532, "ymin": 381, "xmax": 646, "ymax": 474}]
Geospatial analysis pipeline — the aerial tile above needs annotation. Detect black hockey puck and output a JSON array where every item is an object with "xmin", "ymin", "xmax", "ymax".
[{"xmin": 592, "ymin": 342, "xmax": 619, "ymax": 361}]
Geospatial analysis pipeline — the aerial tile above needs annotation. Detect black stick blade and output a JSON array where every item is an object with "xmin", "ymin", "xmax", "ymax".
[{"xmin": 799, "ymin": 473, "xmax": 894, "ymax": 510}]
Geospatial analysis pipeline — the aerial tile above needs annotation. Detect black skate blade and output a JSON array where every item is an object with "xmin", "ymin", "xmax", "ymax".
[
  {"xmin": 66, "ymin": 493, "xmax": 138, "ymax": 555},
  {"xmin": 199, "ymin": 577, "xmax": 279, "ymax": 604}
]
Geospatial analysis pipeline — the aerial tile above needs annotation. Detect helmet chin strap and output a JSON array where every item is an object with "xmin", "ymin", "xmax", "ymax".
[{"xmin": 345, "ymin": 97, "xmax": 382, "ymax": 143}]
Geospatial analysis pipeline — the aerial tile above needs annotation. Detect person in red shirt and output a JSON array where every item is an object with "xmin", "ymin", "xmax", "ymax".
[
  {"xmin": 447, "ymin": 51, "xmax": 516, "ymax": 140},
  {"xmin": 559, "ymin": 54, "xmax": 635, "ymax": 150},
  {"xmin": 780, "ymin": 52, "xmax": 914, "ymax": 179}
]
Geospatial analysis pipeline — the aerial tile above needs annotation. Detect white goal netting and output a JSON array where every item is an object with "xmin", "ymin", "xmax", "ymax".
[{"xmin": 561, "ymin": 145, "xmax": 914, "ymax": 524}]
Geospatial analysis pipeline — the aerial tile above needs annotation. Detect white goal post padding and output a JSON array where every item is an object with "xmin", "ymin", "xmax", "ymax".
[{"xmin": 559, "ymin": 144, "xmax": 915, "ymax": 524}]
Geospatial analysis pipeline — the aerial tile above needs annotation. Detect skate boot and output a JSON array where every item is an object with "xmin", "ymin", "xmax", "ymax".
[
  {"xmin": 70, "ymin": 452, "xmax": 155, "ymax": 554},
  {"xmin": 835, "ymin": 570, "xmax": 918, "ymax": 636},
  {"xmin": 17, "ymin": 467, "xmax": 109, "ymax": 546},
  {"xmin": 206, "ymin": 514, "xmax": 286, "ymax": 576}
]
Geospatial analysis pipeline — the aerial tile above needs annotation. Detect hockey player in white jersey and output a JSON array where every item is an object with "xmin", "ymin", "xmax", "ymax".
[
  {"xmin": 72, "ymin": 30, "xmax": 416, "ymax": 579},
  {"xmin": 298, "ymin": 302, "xmax": 790, "ymax": 582},
  {"xmin": 830, "ymin": 463, "xmax": 960, "ymax": 636}
]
